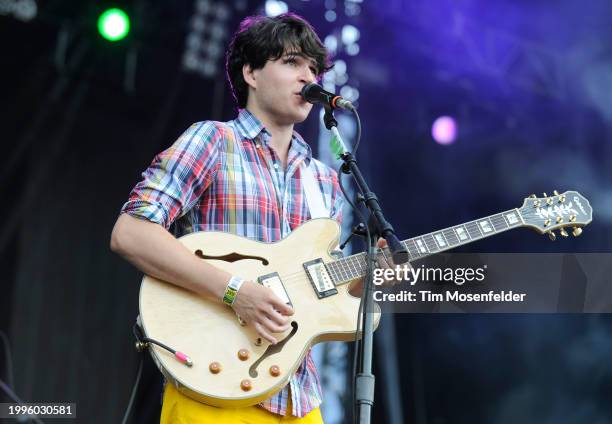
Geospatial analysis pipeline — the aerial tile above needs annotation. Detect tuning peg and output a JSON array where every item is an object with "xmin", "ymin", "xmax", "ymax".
[
  {"xmin": 560, "ymin": 228, "xmax": 569, "ymax": 237},
  {"xmin": 547, "ymin": 197, "xmax": 554, "ymax": 205},
  {"xmin": 529, "ymin": 194, "xmax": 537, "ymax": 199},
  {"xmin": 553, "ymin": 190, "xmax": 559, "ymax": 196},
  {"xmin": 548, "ymin": 231, "xmax": 556, "ymax": 241},
  {"xmin": 543, "ymin": 192, "xmax": 548, "ymax": 198},
  {"xmin": 572, "ymin": 227, "xmax": 582, "ymax": 237},
  {"xmin": 559, "ymin": 195, "xmax": 566, "ymax": 203}
]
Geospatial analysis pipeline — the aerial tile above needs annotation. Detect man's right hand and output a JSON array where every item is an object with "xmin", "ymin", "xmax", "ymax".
[{"xmin": 231, "ymin": 280, "xmax": 294, "ymax": 345}]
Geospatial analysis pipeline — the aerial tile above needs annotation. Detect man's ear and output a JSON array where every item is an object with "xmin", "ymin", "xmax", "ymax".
[{"xmin": 242, "ymin": 63, "xmax": 257, "ymax": 90}]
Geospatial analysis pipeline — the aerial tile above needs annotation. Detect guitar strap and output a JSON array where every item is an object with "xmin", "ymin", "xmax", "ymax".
[{"xmin": 301, "ymin": 160, "xmax": 330, "ymax": 219}]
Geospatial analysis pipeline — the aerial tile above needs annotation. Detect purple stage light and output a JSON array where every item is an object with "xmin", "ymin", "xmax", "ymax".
[{"xmin": 431, "ymin": 116, "xmax": 457, "ymax": 145}]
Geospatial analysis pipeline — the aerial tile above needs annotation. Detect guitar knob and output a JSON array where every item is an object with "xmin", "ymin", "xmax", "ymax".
[
  {"xmin": 238, "ymin": 349, "xmax": 250, "ymax": 361},
  {"xmin": 209, "ymin": 362, "xmax": 222, "ymax": 374},
  {"xmin": 269, "ymin": 365, "xmax": 281, "ymax": 377},
  {"xmin": 240, "ymin": 379, "xmax": 252, "ymax": 391},
  {"xmin": 572, "ymin": 227, "xmax": 583, "ymax": 237},
  {"xmin": 559, "ymin": 229, "xmax": 569, "ymax": 238},
  {"xmin": 548, "ymin": 231, "xmax": 556, "ymax": 241}
]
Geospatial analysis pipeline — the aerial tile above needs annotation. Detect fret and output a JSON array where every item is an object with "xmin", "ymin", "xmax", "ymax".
[
  {"xmin": 335, "ymin": 260, "xmax": 346, "ymax": 282},
  {"xmin": 504, "ymin": 210, "xmax": 521, "ymax": 226},
  {"xmin": 328, "ymin": 262, "xmax": 338, "ymax": 281},
  {"xmin": 356, "ymin": 255, "xmax": 366, "ymax": 275},
  {"xmin": 443, "ymin": 228, "xmax": 459, "ymax": 246},
  {"xmin": 466, "ymin": 221, "xmax": 483, "ymax": 239},
  {"xmin": 500, "ymin": 213, "xmax": 510, "ymax": 227},
  {"xmin": 477, "ymin": 218, "xmax": 495, "ymax": 234},
  {"xmin": 491, "ymin": 214, "xmax": 507, "ymax": 231},
  {"xmin": 406, "ymin": 239, "xmax": 421, "ymax": 258},
  {"xmin": 348, "ymin": 256, "xmax": 360, "ymax": 279},
  {"xmin": 342, "ymin": 259, "xmax": 351, "ymax": 280},
  {"xmin": 433, "ymin": 232, "xmax": 448, "ymax": 249},
  {"xmin": 414, "ymin": 238, "xmax": 428, "ymax": 254},
  {"xmin": 454, "ymin": 225, "xmax": 471, "ymax": 242},
  {"xmin": 404, "ymin": 240, "xmax": 420, "ymax": 259},
  {"xmin": 423, "ymin": 234, "xmax": 438, "ymax": 252},
  {"xmin": 327, "ymin": 263, "xmax": 338, "ymax": 283}
]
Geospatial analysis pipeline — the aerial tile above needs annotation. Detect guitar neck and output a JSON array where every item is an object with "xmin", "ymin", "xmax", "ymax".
[{"xmin": 326, "ymin": 208, "xmax": 525, "ymax": 284}]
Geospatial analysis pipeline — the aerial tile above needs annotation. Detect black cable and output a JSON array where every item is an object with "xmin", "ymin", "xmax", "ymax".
[
  {"xmin": 0, "ymin": 378, "xmax": 45, "ymax": 424},
  {"xmin": 120, "ymin": 354, "xmax": 144, "ymax": 424},
  {"xmin": 351, "ymin": 108, "xmax": 362, "ymax": 155}
]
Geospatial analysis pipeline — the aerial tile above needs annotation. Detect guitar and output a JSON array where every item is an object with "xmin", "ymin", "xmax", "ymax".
[{"xmin": 138, "ymin": 191, "xmax": 592, "ymax": 407}]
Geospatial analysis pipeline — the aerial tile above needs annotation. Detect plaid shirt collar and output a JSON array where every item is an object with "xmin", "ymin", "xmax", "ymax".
[{"xmin": 234, "ymin": 108, "xmax": 313, "ymax": 166}]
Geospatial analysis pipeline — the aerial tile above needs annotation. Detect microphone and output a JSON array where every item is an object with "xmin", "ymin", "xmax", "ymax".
[{"xmin": 301, "ymin": 83, "xmax": 355, "ymax": 111}]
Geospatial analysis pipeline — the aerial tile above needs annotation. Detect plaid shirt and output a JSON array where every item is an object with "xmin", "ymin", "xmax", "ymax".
[{"xmin": 121, "ymin": 109, "xmax": 343, "ymax": 417}]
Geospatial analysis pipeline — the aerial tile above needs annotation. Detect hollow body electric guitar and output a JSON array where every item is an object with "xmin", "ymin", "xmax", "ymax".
[{"xmin": 139, "ymin": 191, "xmax": 592, "ymax": 408}]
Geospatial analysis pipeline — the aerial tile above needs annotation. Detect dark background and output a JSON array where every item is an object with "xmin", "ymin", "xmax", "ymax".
[{"xmin": 1, "ymin": 0, "xmax": 611, "ymax": 423}]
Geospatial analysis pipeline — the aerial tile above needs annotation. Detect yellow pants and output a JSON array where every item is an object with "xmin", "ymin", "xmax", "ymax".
[{"xmin": 160, "ymin": 383, "xmax": 324, "ymax": 424}]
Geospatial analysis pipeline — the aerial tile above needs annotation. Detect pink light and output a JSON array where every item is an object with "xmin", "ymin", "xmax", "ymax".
[{"xmin": 431, "ymin": 116, "xmax": 457, "ymax": 145}]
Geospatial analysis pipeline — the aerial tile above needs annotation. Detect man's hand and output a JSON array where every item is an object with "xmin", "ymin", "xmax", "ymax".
[
  {"xmin": 375, "ymin": 238, "xmax": 409, "ymax": 288},
  {"xmin": 349, "ymin": 238, "xmax": 411, "ymax": 296},
  {"xmin": 232, "ymin": 281, "xmax": 294, "ymax": 345}
]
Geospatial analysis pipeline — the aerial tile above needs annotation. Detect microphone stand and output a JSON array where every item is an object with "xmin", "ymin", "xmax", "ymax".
[{"xmin": 322, "ymin": 107, "xmax": 408, "ymax": 424}]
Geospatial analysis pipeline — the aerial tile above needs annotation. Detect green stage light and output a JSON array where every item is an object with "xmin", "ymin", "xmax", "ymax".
[{"xmin": 97, "ymin": 8, "xmax": 130, "ymax": 42}]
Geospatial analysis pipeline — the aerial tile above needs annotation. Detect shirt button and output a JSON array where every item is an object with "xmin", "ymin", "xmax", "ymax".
[{"xmin": 273, "ymin": 163, "xmax": 279, "ymax": 169}]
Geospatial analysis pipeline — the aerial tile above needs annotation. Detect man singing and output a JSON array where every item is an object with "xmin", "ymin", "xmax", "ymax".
[{"xmin": 111, "ymin": 13, "xmax": 343, "ymax": 423}]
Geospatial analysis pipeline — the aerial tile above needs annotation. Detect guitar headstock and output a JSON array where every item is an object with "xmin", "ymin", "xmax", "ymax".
[{"xmin": 518, "ymin": 190, "xmax": 593, "ymax": 240}]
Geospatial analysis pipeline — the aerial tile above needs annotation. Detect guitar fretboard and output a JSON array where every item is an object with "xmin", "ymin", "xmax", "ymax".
[{"xmin": 325, "ymin": 208, "xmax": 524, "ymax": 284}]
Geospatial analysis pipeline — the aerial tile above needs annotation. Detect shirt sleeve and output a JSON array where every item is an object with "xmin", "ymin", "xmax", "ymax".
[{"xmin": 120, "ymin": 121, "xmax": 223, "ymax": 229}]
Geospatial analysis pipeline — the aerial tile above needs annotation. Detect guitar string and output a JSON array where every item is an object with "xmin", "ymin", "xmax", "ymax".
[
  {"xmin": 267, "ymin": 213, "xmax": 516, "ymax": 285},
  {"xmin": 207, "ymin": 203, "xmax": 572, "ymax": 287},
  {"xmin": 255, "ymin": 213, "xmax": 518, "ymax": 288}
]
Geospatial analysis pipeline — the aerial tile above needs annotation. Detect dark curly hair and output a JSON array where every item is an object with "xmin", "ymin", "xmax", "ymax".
[{"xmin": 226, "ymin": 13, "xmax": 333, "ymax": 109}]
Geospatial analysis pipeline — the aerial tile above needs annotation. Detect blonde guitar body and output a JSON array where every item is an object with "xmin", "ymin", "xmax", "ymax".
[
  {"xmin": 138, "ymin": 190, "xmax": 593, "ymax": 409},
  {"xmin": 139, "ymin": 218, "xmax": 378, "ymax": 408}
]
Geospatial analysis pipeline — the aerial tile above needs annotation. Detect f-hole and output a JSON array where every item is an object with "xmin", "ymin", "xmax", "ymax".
[
  {"xmin": 249, "ymin": 322, "xmax": 298, "ymax": 378},
  {"xmin": 194, "ymin": 250, "xmax": 269, "ymax": 266}
]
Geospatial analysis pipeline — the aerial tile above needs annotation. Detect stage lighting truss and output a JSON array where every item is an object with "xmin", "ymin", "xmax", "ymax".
[
  {"xmin": 0, "ymin": 0, "xmax": 37, "ymax": 22},
  {"xmin": 182, "ymin": 0, "xmax": 233, "ymax": 78}
]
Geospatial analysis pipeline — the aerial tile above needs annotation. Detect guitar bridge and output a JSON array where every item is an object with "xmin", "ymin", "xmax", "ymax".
[{"xmin": 303, "ymin": 258, "xmax": 337, "ymax": 299}]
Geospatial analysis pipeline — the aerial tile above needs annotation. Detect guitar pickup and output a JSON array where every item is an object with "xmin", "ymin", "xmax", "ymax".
[
  {"xmin": 258, "ymin": 272, "xmax": 292, "ymax": 307},
  {"xmin": 303, "ymin": 258, "xmax": 337, "ymax": 299}
]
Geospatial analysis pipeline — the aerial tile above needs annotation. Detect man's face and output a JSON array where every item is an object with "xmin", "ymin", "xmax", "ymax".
[{"xmin": 248, "ymin": 51, "xmax": 319, "ymax": 125}]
